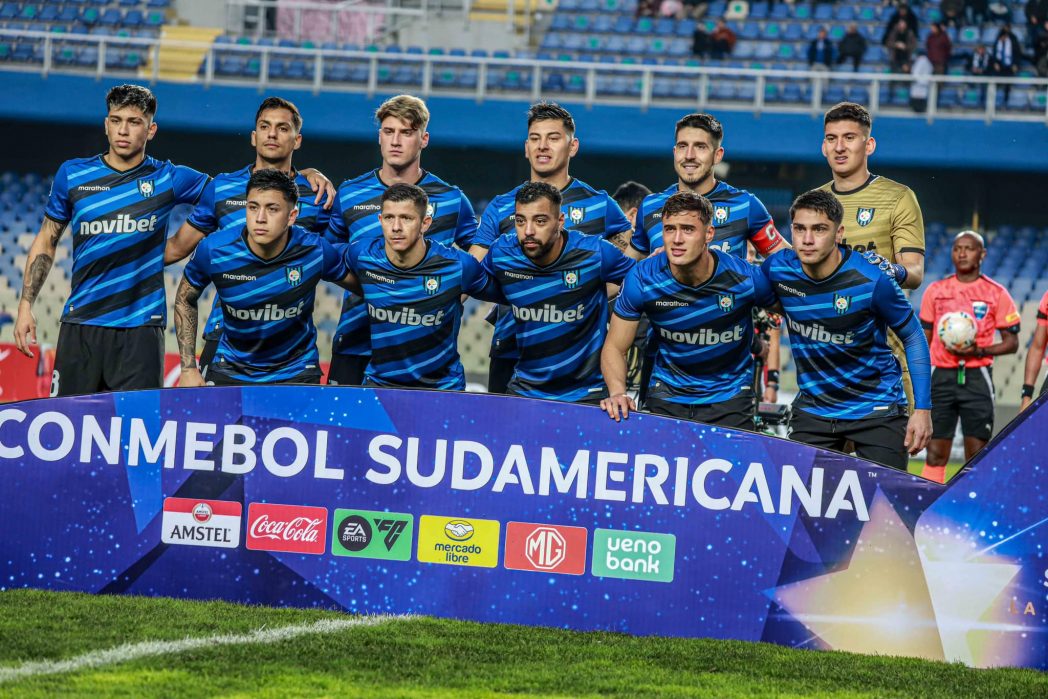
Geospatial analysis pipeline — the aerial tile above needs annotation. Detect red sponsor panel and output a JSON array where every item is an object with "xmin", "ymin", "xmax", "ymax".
[
  {"xmin": 504, "ymin": 522, "xmax": 588, "ymax": 575},
  {"xmin": 0, "ymin": 342, "xmax": 54, "ymax": 402},
  {"xmin": 246, "ymin": 503, "xmax": 328, "ymax": 555}
]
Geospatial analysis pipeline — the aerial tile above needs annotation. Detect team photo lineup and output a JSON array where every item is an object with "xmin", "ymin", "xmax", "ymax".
[{"xmin": 16, "ymin": 82, "xmax": 1037, "ymax": 478}]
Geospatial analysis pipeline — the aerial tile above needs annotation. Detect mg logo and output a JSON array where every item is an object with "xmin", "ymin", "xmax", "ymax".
[
  {"xmin": 505, "ymin": 522, "xmax": 587, "ymax": 575},
  {"xmin": 525, "ymin": 527, "xmax": 567, "ymax": 570}
]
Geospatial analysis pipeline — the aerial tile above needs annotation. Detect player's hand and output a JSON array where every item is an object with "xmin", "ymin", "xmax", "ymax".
[
  {"xmin": 763, "ymin": 385, "xmax": 778, "ymax": 403},
  {"xmin": 947, "ymin": 344, "xmax": 978, "ymax": 358},
  {"xmin": 904, "ymin": 408, "xmax": 932, "ymax": 456},
  {"xmin": 300, "ymin": 168, "xmax": 336, "ymax": 210},
  {"xmin": 178, "ymin": 367, "xmax": 206, "ymax": 388},
  {"xmin": 600, "ymin": 393, "xmax": 637, "ymax": 422},
  {"xmin": 648, "ymin": 246, "xmax": 665, "ymax": 258},
  {"xmin": 1021, "ymin": 396, "xmax": 1032, "ymax": 412},
  {"xmin": 13, "ymin": 301, "xmax": 37, "ymax": 358},
  {"xmin": 860, "ymin": 250, "xmax": 899, "ymax": 279}
]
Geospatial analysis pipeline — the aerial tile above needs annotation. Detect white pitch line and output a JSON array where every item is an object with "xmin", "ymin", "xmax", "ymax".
[{"xmin": 0, "ymin": 614, "xmax": 409, "ymax": 684}]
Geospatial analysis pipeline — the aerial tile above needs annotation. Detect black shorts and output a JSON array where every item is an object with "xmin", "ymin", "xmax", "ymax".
[
  {"xmin": 326, "ymin": 354, "xmax": 369, "ymax": 386},
  {"xmin": 198, "ymin": 338, "xmax": 220, "ymax": 377},
  {"xmin": 208, "ymin": 367, "xmax": 323, "ymax": 386},
  {"xmin": 52, "ymin": 323, "xmax": 164, "ymax": 397},
  {"xmin": 788, "ymin": 408, "xmax": 908, "ymax": 470},
  {"xmin": 645, "ymin": 390, "xmax": 755, "ymax": 431},
  {"xmin": 930, "ymin": 366, "xmax": 994, "ymax": 441},
  {"xmin": 487, "ymin": 356, "xmax": 517, "ymax": 394}
]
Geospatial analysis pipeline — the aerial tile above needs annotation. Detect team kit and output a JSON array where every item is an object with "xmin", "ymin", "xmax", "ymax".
[
  {"xmin": 162, "ymin": 497, "xmax": 674, "ymax": 583},
  {"xmin": 31, "ymin": 81, "xmax": 1029, "ymax": 475}
]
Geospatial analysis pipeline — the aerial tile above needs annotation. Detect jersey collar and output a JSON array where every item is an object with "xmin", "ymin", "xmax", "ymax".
[{"xmin": 831, "ymin": 173, "xmax": 878, "ymax": 196}]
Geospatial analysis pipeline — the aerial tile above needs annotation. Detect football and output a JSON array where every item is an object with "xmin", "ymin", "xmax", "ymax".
[{"xmin": 937, "ymin": 311, "xmax": 977, "ymax": 351}]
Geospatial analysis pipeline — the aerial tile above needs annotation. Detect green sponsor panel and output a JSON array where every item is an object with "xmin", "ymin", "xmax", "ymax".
[
  {"xmin": 331, "ymin": 509, "xmax": 414, "ymax": 561},
  {"xmin": 591, "ymin": 529, "xmax": 675, "ymax": 583}
]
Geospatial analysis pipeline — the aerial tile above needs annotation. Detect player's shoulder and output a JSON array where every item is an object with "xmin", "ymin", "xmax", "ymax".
[
  {"xmin": 713, "ymin": 247, "xmax": 753, "ymax": 273},
  {"xmin": 420, "ymin": 170, "xmax": 462, "ymax": 197},
  {"xmin": 815, "ymin": 180, "xmax": 833, "ymax": 193},
  {"xmin": 766, "ymin": 247, "xmax": 800, "ymax": 270},
  {"xmin": 869, "ymin": 175, "xmax": 915, "ymax": 196},
  {"xmin": 338, "ymin": 169, "xmax": 380, "ymax": 191},
  {"xmin": 204, "ymin": 225, "xmax": 243, "ymax": 251},
  {"xmin": 643, "ymin": 183, "xmax": 677, "ymax": 209},
  {"xmin": 568, "ymin": 228, "xmax": 604, "ymax": 250},
  {"xmin": 633, "ymin": 253, "xmax": 668, "ymax": 279},
  {"xmin": 566, "ymin": 177, "xmax": 604, "ymax": 198},
  {"xmin": 57, "ymin": 154, "xmax": 104, "ymax": 173}
]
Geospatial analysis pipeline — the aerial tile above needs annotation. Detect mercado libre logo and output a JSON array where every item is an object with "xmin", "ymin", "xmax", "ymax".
[
  {"xmin": 417, "ymin": 515, "xmax": 499, "ymax": 568},
  {"xmin": 331, "ymin": 509, "xmax": 413, "ymax": 561},
  {"xmin": 591, "ymin": 529, "xmax": 676, "ymax": 583}
]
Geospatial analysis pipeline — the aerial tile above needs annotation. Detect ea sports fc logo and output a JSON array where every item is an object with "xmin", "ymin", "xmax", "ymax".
[
  {"xmin": 856, "ymin": 207, "xmax": 875, "ymax": 227},
  {"xmin": 563, "ymin": 269, "xmax": 580, "ymax": 289}
]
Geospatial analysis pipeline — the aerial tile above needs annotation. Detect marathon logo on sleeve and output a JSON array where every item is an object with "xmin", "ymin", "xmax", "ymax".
[
  {"xmin": 78, "ymin": 214, "xmax": 159, "ymax": 236},
  {"xmin": 161, "ymin": 498, "xmax": 242, "ymax": 548}
]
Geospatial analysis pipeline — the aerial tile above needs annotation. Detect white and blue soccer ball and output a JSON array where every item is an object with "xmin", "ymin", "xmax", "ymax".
[{"xmin": 937, "ymin": 311, "xmax": 977, "ymax": 350}]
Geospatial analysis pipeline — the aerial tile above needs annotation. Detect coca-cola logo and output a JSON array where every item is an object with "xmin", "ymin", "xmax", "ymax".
[
  {"xmin": 250, "ymin": 515, "xmax": 322, "ymax": 543},
  {"xmin": 246, "ymin": 503, "xmax": 328, "ymax": 555}
]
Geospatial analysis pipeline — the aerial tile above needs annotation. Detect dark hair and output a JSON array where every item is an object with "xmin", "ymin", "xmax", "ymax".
[
  {"xmin": 661, "ymin": 191, "xmax": 713, "ymax": 226},
  {"xmin": 515, "ymin": 181, "xmax": 562, "ymax": 208},
  {"xmin": 527, "ymin": 102, "xmax": 575, "ymax": 137},
  {"xmin": 612, "ymin": 181, "xmax": 652, "ymax": 212},
  {"xmin": 674, "ymin": 113, "xmax": 723, "ymax": 144},
  {"xmin": 381, "ymin": 182, "xmax": 429, "ymax": 218},
  {"xmin": 246, "ymin": 168, "xmax": 299, "ymax": 206},
  {"xmin": 255, "ymin": 96, "xmax": 302, "ymax": 131},
  {"xmin": 105, "ymin": 84, "xmax": 157, "ymax": 119},
  {"xmin": 823, "ymin": 101, "xmax": 872, "ymax": 132},
  {"xmin": 789, "ymin": 189, "xmax": 844, "ymax": 229}
]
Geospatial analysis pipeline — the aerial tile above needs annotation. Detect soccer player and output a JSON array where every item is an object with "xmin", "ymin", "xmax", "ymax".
[
  {"xmin": 482, "ymin": 182, "xmax": 635, "ymax": 403},
  {"xmin": 1021, "ymin": 288, "xmax": 1048, "ymax": 412},
  {"xmin": 351, "ymin": 184, "xmax": 502, "ymax": 389},
  {"xmin": 600, "ymin": 192, "xmax": 776, "ymax": 428},
  {"xmin": 324, "ymin": 94, "xmax": 478, "ymax": 386},
  {"xmin": 174, "ymin": 169, "xmax": 356, "ymax": 386},
  {"xmin": 612, "ymin": 180, "xmax": 652, "ymax": 230},
  {"xmin": 164, "ymin": 96, "xmax": 336, "ymax": 374},
  {"xmin": 920, "ymin": 231, "xmax": 1019, "ymax": 482},
  {"xmin": 763, "ymin": 190, "xmax": 932, "ymax": 469},
  {"xmin": 13, "ymin": 84, "xmax": 209, "ymax": 396},
  {"xmin": 471, "ymin": 102, "xmax": 633, "ymax": 394}
]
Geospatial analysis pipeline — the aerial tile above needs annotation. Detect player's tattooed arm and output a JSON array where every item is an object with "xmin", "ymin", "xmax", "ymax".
[
  {"xmin": 14, "ymin": 218, "xmax": 66, "ymax": 358},
  {"xmin": 606, "ymin": 231, "xmax": 632, "ymax": 252},
  {"xmin": 174, "ymin": 278, "xmax": 206, "ymax": 387}
]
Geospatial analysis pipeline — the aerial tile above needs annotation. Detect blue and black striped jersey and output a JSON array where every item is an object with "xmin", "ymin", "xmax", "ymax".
[
  {"xmin": 615, "ymin": 250, "xmax": 776, "ymax": 404},
  {"xmin": 761, "ymin": 247, "xmax": 916, "ymax": 420},
  {"xmin": 185, "ymin": 165, "xmax": 331, "ymax": 341},
  {"xmin": 182, "ymin": 225, "xmax": 349, "ymax": 383},
  {"xmin": 350, "ymin": 238, "xmax": 500, "ymax": 390},
  {"xmin": 45, "ymin": 154, "xmax": 208, "ymax": 328},
  {"xmin": 482, "ymin": 230, "xmax": 635, "ymax": 402},
  {"xmin": 474, "ymin": 178, "xmax": 633, "ymax": 360},
  {"xmin": 630, "ymin": 181, "xmax": 780, "ymax": 258},
  {"xmin": 324, "ymin": 169, "xmax": 478, "ymax": 357}
]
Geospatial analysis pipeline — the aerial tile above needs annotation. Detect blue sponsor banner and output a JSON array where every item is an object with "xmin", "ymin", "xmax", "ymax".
[{"xmin": 0, "ymin": 387, "xmax": 1045, "ymax": 669}]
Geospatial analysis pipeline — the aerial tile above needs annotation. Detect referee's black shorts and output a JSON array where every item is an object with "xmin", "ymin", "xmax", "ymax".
[
  {"xmin": 788, "ymin": 407, "xmax": 909, "ymax": 470},
  {"xmin": 930, "ymin": 365, "xmax": 994, "ymax": 442},
  {"xmin": 645, "ymin": 389, "xmax": 756, "ymax": 431},
  {"xmin": 51, "ymin": 323, "xmax": 164, "ymax": 397}
]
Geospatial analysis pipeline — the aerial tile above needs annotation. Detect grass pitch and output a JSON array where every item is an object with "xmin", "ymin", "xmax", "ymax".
[{"xmin": 0, "ymin": 590, "xmax": 1044, "ymax": 698}]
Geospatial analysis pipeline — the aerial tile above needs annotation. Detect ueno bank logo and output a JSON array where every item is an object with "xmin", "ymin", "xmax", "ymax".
[{"xmin": 246, "ymin": 503, "xmax": 327, "ymax": 555}]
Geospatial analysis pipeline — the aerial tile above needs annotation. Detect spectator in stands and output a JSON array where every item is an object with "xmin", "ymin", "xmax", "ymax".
[
  {"xmin": 987, "ymin": 1, "xmax": 1011, "ymax": 23},
  {"xmin": 920, "ymin": 231, "xmax": 1020, "ymax": 483},
  {"xmin": 885, "ymin": 18, "xmax": 918, "ymax": 73},
  {"xmin": 637, "ymin": 0, "xmax": 658, "ymax": 18},
  {"xmin": 692, "ymin": 22, "xmax": 712, "ymax": 57},
  {"xmin": 1035, "ymin": 21, "xmax": 1048, "ymax": 76},
  {"xmin": 965, "ymin": 0, "xmax": 988, "ymax": 26},
  {"xmin": 969, "ymin": 43, "xmax": 991, "ymax": 75},
  {"xmin": 683, "ymin": 0, "xmax": 709, "ymax": 19},
  {"xmin": 926, "ymin": 22, "xmax": 953, "ymax": 74},
  {"xmin": 990, "ymin": 24, "xmax": 1021, "ymax": 100},
  {"xmin": 711, "ymin": 18, "xmax": 737, "ymax": 59},
  {"xmin": 941, "ymin": 0, "xmax": 965, "ymax": 28},
  {"xmin": 910, "ymin": 50, "xmax": 933, "ymax": 111},
  {"xmin": 882, "ymin": 3, "xmax": 919, "ymax": 46},
  {"xmin": 660, "ymin": 0, "xmax": 684, "ymax": 19},
  {"xmin": 808, "ymin": 26, "xmax": 837, "ymax": 69},
  {"xmin": 1028, "ymin": 0, "xmax": 1048, "ymax": 48},
  {"xmin": 837, "ymin": 23, "xmax": 868, "ymax": 72}
]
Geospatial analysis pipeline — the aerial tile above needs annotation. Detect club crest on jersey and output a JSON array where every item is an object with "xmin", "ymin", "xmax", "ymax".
[
  {"xmin": 137, "ymin": 178, "xmax": 155, "ymax": 198},
  {"xmin": 833, "ymin": 294, "xmax": 851, "ymax": 315},
  {"xmin": 568, "ymin": 207, "xmax": 585, "ymax": 225},
  {"xmin": 423, "ymin": 275, "xmax": 441, "ymax": 295},
  {"xmin": 285, "ymin": 265, "xmax": 303, "ymax": 287},
  {"xmin": 856, "ymin": 207, "xmax": 875, "ymax": 227},
  {"xmin": 714, "ymin": 205, "xmax": 729, "ymax": 224},
  {"xmin": 426, "ymin": 203, "xmax": 436, "ymax": 218},
  {"xmin": 718, "ymin": 293, "xmax": 735, "ymax": 313},
  {"xmin": 972, "ymin": 300, "xmax": 989, "ymax": 320},
  {"xmin": 563, "ymin": 269, "xmax": 581, "ymax": 289}
]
